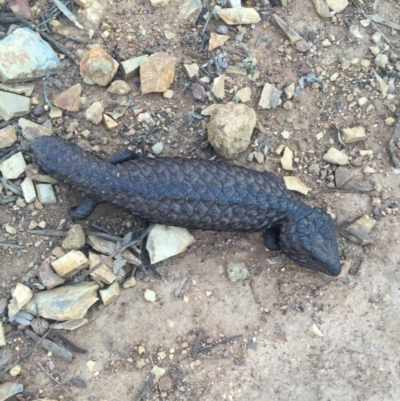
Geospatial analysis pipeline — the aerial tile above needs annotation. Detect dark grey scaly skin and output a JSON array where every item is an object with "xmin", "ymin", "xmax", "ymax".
[{"xmin": 31, "ymin": 136, "xmax": 341, "ymax": 276}]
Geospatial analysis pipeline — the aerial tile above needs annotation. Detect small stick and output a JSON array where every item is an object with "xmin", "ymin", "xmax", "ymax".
[
  {"xmin": 135, "ymin": 373, "xmax": 156, "ymax": 401},
  {"xmin": 43, "ymin": 72, "xmax": 55, "ymax": 108},
  {"xmin": 198, "ymin": 334, "xmax": 243, "ymax": 354},
  {"xmin": 0, "ymin": 325, "xmax": 53, "ymax": 375},
  {"xmin": 201, "ymin": 5, "xmax": 215, "ymax": 36},
  {"xmin": 30, "ymin": 229, "xmax": 136, "ymax": 243},
  {"xmin": 190, "ymin": 330, "xmax": 204, "ymax": 360},
  {"xmin": 37, "ymin": 362, "xmax": 74, "ymax": 399},
  {"xmin": 249, "ymin": 280, "xmax": 261, "ymax": 305},
  {"xmin": 325, "ymin": 187, "xmax": 374, "ymax": 193},
  {"xmin": 34, "ymin": 292, "xmax": 43, "ymax": 336},
  {"xmin": 255, "ymin": 32, "xmax": 264, "ymax": 48},
  {"xmin": 0, "ymin": 242, "xmax": 24, "ymax": 249},
  {"xmin": 73, "ymin": 225, "xmax": 153, "ymax": 283},
  {"xmin": 388, "ymin": 116, "xmax": 400, "ymax": 169}
]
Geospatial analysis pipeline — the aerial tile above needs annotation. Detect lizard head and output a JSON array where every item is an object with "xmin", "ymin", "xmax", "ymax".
[{"xmin": 279, "ymin": 206, "xmax": 341, "ymax": 276}]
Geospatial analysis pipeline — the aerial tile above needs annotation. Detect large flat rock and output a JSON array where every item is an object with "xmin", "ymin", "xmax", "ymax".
[{"xmin": 0, "ymin": 28, "xmax": 60, "ymax": 83}]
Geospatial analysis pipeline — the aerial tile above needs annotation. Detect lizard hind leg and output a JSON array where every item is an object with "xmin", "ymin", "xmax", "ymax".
[{"xmin": 263, "ymin": 227, "xmax": 281, "ymax": 251}]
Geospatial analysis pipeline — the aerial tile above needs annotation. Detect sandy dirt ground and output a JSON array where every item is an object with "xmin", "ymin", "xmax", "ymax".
[{"xmin": 1, "ymin": 0, "xmax": 400, "ymax": 400}]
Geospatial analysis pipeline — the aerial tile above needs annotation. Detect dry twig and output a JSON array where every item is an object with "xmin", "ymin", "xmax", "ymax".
[
  {"xmin": 388, "ymin": 116, "xmax": 400, "ymax": 169},
  {"xmin": 37, "ymin": 362, "xmax": 74, "ymax": 399}
]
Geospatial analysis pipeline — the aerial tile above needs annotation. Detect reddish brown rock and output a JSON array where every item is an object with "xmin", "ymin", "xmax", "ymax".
[
  {"xmin": 52, "ymin": 84, "xmax": 81, "ymax": 112},
  {"xmin": 7, "ymin": 0, "xmax": 32, "ymax": 20}
]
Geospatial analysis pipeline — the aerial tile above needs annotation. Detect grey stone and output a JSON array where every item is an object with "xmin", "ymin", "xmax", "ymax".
[
  {"xmin": 308, "ymin": 163, "xmax": 320, "ymax": 175},
  {"xmin": 23, "ymin": 282, "xmax": 99, "ymax": 320},
  {"xmin": 259, "ymin": 83, "xmax": 281, "ymax": 109},
  {"xmin": 0, "ymin": 382, "xmax": 23, "ymax": 401},
  {"xmin": 37, "ymin": 261, "xmax": 65, "ymax": 289},
  {"xmin": 0, "ymin": 298, "xmax": 7, "ymax": 317},
  {"xmin": 0, "ymin": 82, "xmax": 35, "ymax": 96},
  {"xmin": 151, "ymin": 142, "xmax": 163, "ymax": 155},
  {"xmin": 343, "ymin": 215, "xmax": 376, "ymax": 245},
  {"xmin": 217, "ymin": 25, "xmax": 229, "ymax": 34},
  {"xmin": 121, "ymin": 55, "xmax": 148, "ymax": 81},
  {"xmin": 0, "ymin": 152, "xmax": 27, "ymax": 179},
  {"xmin": 62, "ymin": 224, "xmax": 86, "ymax": 250},
  {"xmin": 31, "ymin": 317, "xmax": 50, "ymax": 335},
  {"xmin": 227, "ymin": 262, "xmax": 249, "ymax": 282},
  {"xmin": 0, "ymin": 28, "xmax": 60, "ymax": 83},
  {"xmin": 335, "ymin": 167, "xmax": 352, "ymax": 187},
  {"xmin": 18, "ymin": 118, "xmax": 52, "ymax": 140},
  {"xmin": 0, "ymin": 91, "xmax": 31, "ymax": 121}
]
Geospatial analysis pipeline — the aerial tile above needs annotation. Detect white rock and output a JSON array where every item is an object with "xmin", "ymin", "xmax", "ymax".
[
  {"xmin": 218, "ymin": 7, "xmax": 261, "ymax": 25},
  {"xmin": 235, "ymin": 87, "xmax": 251, "ymax": 103},
  {"xmin": 8, "ymin": 283, "xmax": 33, "ymax": 317},
  {"xmin": 283, "ymin": 176, "xmax": 310, "ymax": 195},
  {"xmin": 151, "ymin": 142, "xmax": 163, "ymax": 155},
  {"xmin": 0, "ymin": 126, "xmax": 17, "ymax": 149},
  {"xmin": 35, "ymin": 184, "xmax": 57, "ymax": 204},
  {"xmin": 259, "ymin": 83, "xmax": 281, "ymax": 109},
  {"xmin": 0, "ymin": 322, "xmax": 5, "ymax": 347},
  {"xmin": 280, "ymin": 146, "xmax": 293, "ymax": 171},
  {"xmin": 325, "ymin": 0, "xmax": 348, "ymax": 13},
  {"xmin": 0, "ymin": 91, "xmax": 31, "ymax": 121},
  {"xmin": 51, "ymin": 250, "xmax": 89, "ymax": 278},
  {"xmin": 144, "ymin": 289, "xmax": 157, "ymax": 302},
  {"xmin": 0, "ymin": 28, "xmax": 60, "ymax": 83},
  {"xmin": 107, "ymin": 80, "xmax": 131, "ymax": 95},
  {"xmin": 207, "ymin": 104, "xmax": 256, "ymax": 159},
  {"xmin": 309, "ymin": 323, "xmax": 323, "ymax": 337},
  {"xmin": 99, "ymin": 282, "xmax": 120, "ymax": 305},
  {"xmin": 150, "ymin": 0, "xmax": 170, "ymax": 7},
  {"xmin": 210, "ymin": 74, "xmax": 225, "ymax": 99},
  {"xmin": 373, "ymin": 70, "xmax": 389, "ymax": 98},
  {"xmin": 323, "ymin": 147, "xmax": 349, "ymax": 165},
  {"xmin": 5, "ymin": 224, "xmax": 16, "ymax": 235},
  {"xmin": 121, "ymin": 55, "xmax": 148, "ymax": 81},
  {"xmin": 342, "ymin": 126, "xmax": 366, "ymax": 143},
  {"xmin": 21, "ymin": 177, "xmax": 36, "ymax": 203},
  {"xmin": 85, "ymin": 101, "xmax": 104, "ymax": 124},
  {"xmin": 0, "ymin": 152, "xmax": 27, "ymax": 179},
  {"xmin": 146, "ymin": 225, "xmax": 195, "ymax": 264}
]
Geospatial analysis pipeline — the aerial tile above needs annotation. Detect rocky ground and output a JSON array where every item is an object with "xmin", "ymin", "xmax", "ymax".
[{"xmin": 0, "ymin": 0, "xmax": 400, "ymax": 400}]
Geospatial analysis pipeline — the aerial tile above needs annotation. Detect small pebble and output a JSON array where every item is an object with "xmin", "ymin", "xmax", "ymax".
[
  {"xmin": 32, "ymin": 105, "xmax": 46, "ymax": 117},
  {"xmin": 144, "ymin": 289, "xmax": 156, "ymax": 302},
  {"xmin": 217, "ymin": 25, "xmax": 229, "ymax": 34}
]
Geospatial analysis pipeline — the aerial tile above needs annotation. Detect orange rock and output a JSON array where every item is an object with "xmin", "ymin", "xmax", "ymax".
[
  {"xmin": 140, "ymin": 53, "xmax": 176, "ymax": 94},
  {"xmin": 80, "ymin": 44, "xmax": 119, "ymax": 86}
]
